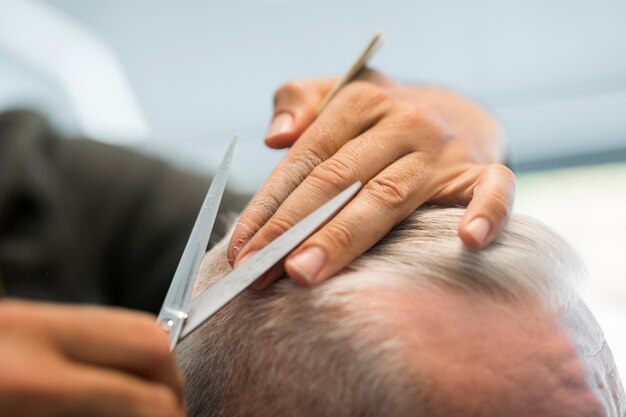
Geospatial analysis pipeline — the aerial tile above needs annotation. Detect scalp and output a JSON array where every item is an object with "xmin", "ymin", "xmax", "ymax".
[{"xmin": 181, "ymin": 207, "xmax": 621, "ymax": 417}]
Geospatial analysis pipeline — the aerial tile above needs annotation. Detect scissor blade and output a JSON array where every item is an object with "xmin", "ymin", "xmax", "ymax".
[
  {"xmin": 317, "ymin": 30, "xmax": 385, "ymax": 114},
  {"xmin": 157, "ymin": 136, "xmax": 237, "ymax": 349},
  {"xmin": 179, "ymin": 181, "xmax": 362, "ymax": 341}
]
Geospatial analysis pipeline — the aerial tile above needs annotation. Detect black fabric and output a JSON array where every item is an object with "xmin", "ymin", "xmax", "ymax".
[{"xmin": 0, "ymin": 110, "xmax": 248, "ymax": 313}]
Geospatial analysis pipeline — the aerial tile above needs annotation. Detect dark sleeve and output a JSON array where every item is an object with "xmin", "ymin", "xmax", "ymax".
[
  {"xmin": 0, "ymin": 110, "xmax": 249, "ymax": 313},
  {"xmin": 57, "ymin": 137, "xmax": 249, "ymax": 313}
]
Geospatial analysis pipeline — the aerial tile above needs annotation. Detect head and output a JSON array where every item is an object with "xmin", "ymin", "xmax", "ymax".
[{"xmin": 177, "ymin": 207, "xmax": 624, "ymax": 417}]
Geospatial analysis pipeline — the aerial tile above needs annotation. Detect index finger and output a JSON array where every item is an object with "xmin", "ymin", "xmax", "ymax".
[
  {"xmin": 227, "ymin": 81, "xmax": 390, "ymax": 264},
  {"xmin": 65, "ymin": 363, "xmax": 185, "ymax": 417},
  {"xmin": 32, "ymin": 303, "xmax": 185, "ymax": 403},
  {"xmin": 265, "ymin": 78, "xmax": 336, "ymax": 149}
]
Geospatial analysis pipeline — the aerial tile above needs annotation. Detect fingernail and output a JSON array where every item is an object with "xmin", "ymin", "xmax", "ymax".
[
  {"xmin": 266, "ymin": 112, "xmax": 294, "ymax": 138},
  {"xmin": 466, "ymin": 217, "xmax": 491, "ymax": 247},
  {"xmin": 286, "ymin": 246, "xmax": 327, "ymax": 285},
  {"xmin": 235, "ymin": 250, "xmax": 258, "ymax": 267}
]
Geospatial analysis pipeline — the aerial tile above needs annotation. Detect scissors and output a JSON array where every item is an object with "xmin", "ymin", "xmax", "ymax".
[
  {"xmin": 157, "ymin": 136, "xmax": 361, "ymax": 350},
  {"xmin": 158, "ymin": 31, "xmax": 383, "ymax": 350}
]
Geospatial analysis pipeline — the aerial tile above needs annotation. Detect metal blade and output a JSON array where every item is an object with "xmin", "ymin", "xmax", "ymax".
[
  {"xmin": 157, "ymin": 136, "xmax": 237, "ymax": 350},
  {"xmin": 316, "ymin": 30, "xmax": 385, "ymax": 114},
  {"xmin": 179, "ymin": 181, "xmax": 362, "ymax": 341}
]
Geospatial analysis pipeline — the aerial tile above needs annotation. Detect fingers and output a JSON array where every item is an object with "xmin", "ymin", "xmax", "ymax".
[
  {"xmin": 228, "ymin": 81, "xmax": 393, "ymax": 264},
  {"xmin": 252, "ymin": 151, "xmax": 431, "ymax": 287},
  {"xmin": 457, "ymin": 163, "xmax": 516, "ymax": 249},
  {"xmin": 265, "ymin": 70, "xmax": 396, "ymax": 149},
  {"xmin": 264, "ymin": 78, "xmax": 336, "ymax": 149},
  {"xmin": 66, "ymin": 364, "xmax": 185, "ymax": 417},
  {"xmin": 0, "ymin": 300, "xmax": 185, "ymax": 417},
  {"xmin": 234, "ymin": 71, "xmax": 510, "ymax": 291},
  {"xmin": 35, "ymin": 304, "xmax": 184, "ymax": 403},
  {"xmin": 0, "ymin": 356, "xmax": 185, "ymax": 417},
  {"xmin": 286, "ymin": 153, "xmax": 432, "ymax": 285}
]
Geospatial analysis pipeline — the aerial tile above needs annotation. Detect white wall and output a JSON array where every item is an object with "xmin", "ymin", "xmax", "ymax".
[{"xmin": 2, "ymin": 0, "xmax": 626, "ymax": 189}]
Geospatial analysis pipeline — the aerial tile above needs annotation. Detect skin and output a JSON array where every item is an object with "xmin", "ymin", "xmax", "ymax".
[
  {"xmin": 187, "ymin": 236, "xmax": 617, "ymax": 415},
  {"xmin": 0, "ymin": 300, "xmax": 185, "ymax": 417},
  {"xmin": 363, "ymin": 287, "xmax": 606, "ymax": 416},
  {"xmin": 228, "ymin": 70, "xmax": 516, "ymax": 288},
  {"xmin": 0, "ymin": 73, "xmax": 514, "ymax": 414}
]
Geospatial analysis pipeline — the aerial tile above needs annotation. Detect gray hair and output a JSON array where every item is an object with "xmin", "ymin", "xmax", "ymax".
[{"xmin": 177, "ymin": 207, "xmax": 623, "ymax": 417}]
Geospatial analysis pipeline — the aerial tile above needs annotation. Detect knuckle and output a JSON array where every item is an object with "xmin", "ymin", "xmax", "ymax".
[
  {"xmin": 284, "ymin": 146, "xmax": 327, "ymax": 185},
  {"xmin": 230, "ymin": 230, "xmax": 254, "ymax": 258},
  {"xmin": 322, "ymin": 220, "xmax": 357, "ymax": 251},
  {"xmin": 488, "ymin": 163, "xmax": 516, "ymax": 186},
  {"xmin": 341, "ymin": 81, "xmax": 391, "ymax": 109},
  {"xmin": 274, "ymin": 80, "xmax": 307, "ymax": 105},
  {"xmin": 249, "ymin": 166, "xmax": 310, "ymax": 224},
  {"xmin": 309, "ymin": 156, "xmax": 357, "ymax": 191},
  {"xmin": 395, "ymin": 106, "xmax": 427, "ymax": 126},
  {"xmin": 294, "ymin": 146, "xmax": 327, "ymax": 171},
  {"xmin": 479, "ymin": 185, "xmax": 512, "ymax": 221},
  {"xmin": 480, "ymin": 163, "xmax": 516, "ymax": 221},
  {"xmin": 394, "ymin": 107, "xmax": 446, "ymax": 148},
  {"xmin": 356, "ymin": 68, "xmax": 389, "ymax": 85},
  {"xmin": 260, "ymin": 215, "xmax": 296, "ymax": 242},
  {"xmin": 365, "ymin": 174, "xmax": 413, "ymax": 211},
  {"xmin": 249, "ymin": 192, "xmax": 284, "ymax": 223},
  {"xmin": 491, "ymin": 192, "xmax": 512, "ymax": 220}
]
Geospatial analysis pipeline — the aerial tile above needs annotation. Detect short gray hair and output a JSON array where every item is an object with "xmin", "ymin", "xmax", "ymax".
[{"xmin": 177, "ymin": 207, "xmax": 622, "ymax": 416}]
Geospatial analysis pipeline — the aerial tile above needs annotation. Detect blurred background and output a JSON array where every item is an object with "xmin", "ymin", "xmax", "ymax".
[{"xmin": 1, "ymin": 0, "xmax": 625, "ymax": 376}]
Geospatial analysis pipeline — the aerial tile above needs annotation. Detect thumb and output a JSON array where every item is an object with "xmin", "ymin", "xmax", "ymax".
[{"xmin": 265, "ymin": 78, "xmax": 336, "ymax": 149}]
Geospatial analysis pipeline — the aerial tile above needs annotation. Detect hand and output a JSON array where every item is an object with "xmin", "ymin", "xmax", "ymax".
[
  {"xmin": 0, "ymin": 299, "xmax": 185, "ymax": 417},
  {"xmin": 228, "ymin": 69, "xmax": 515, "ymax": 287}
]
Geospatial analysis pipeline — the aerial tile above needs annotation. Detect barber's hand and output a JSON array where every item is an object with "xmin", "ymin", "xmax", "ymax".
[
  {"xmin": 0, "ymin": 299, "xmax": 185, "ymax": 417},
  {"xmin": 228, "ymin": 69, "xmax": 515, "ymax": 287}
]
